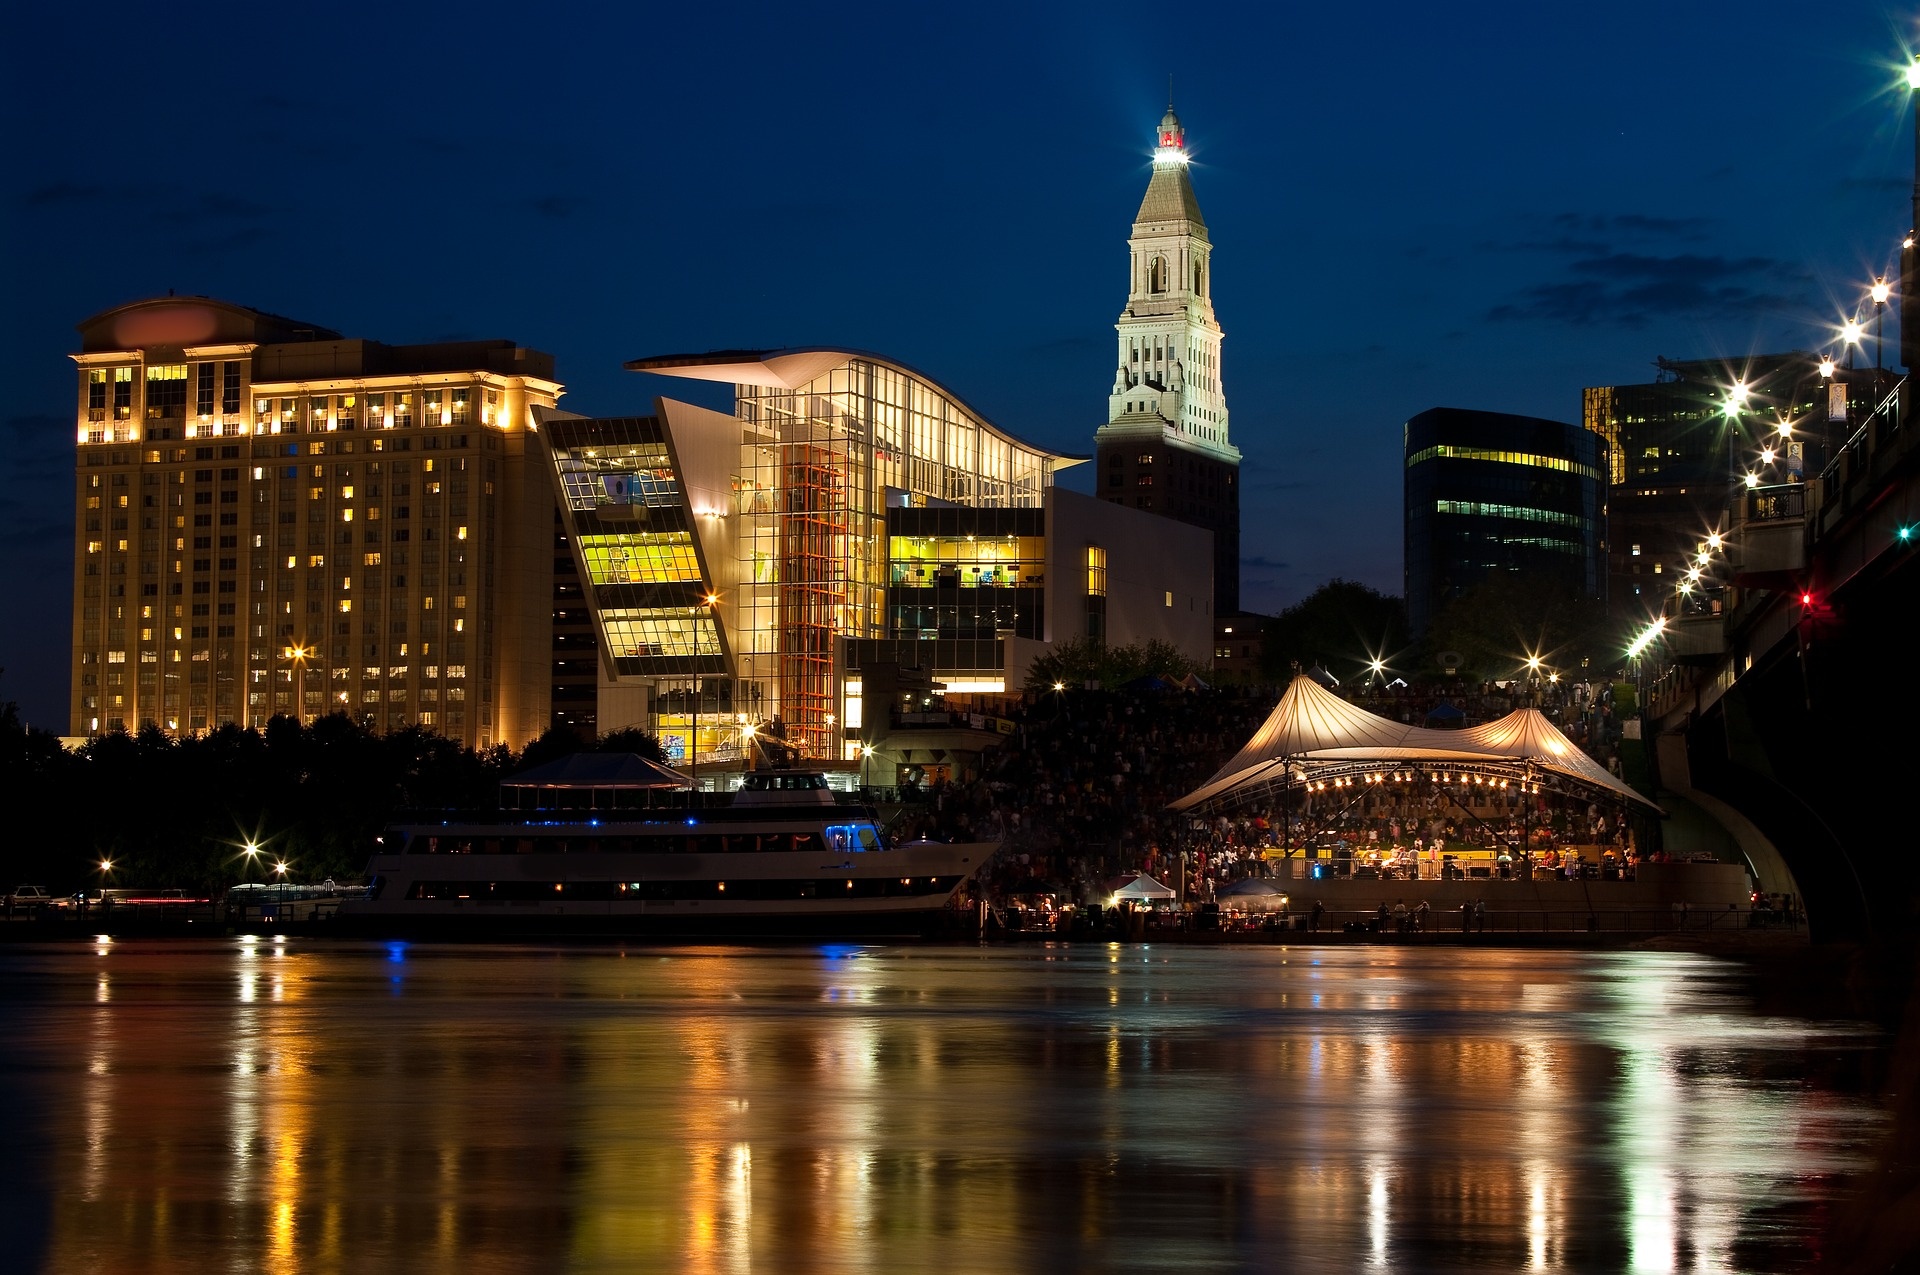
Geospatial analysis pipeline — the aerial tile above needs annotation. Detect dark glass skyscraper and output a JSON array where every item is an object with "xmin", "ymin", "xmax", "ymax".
[{"xmin": 1403, "ymin": 407, "xmax": 1607, "ymax": 638}]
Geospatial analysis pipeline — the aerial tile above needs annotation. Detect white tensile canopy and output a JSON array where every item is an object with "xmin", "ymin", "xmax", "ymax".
[
  {"xmin": 1106, "ymin": 873, "xmax": 1177, "ymax": 902},
  {"xmin": 1171, "ymin": 675, "xmax": 1658, "ymax": 812}
]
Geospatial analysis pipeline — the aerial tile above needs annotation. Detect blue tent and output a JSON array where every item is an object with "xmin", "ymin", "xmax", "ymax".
[{"xmin": 1426, "ymin": 701, "xmax": 1466, "ymax": 727}]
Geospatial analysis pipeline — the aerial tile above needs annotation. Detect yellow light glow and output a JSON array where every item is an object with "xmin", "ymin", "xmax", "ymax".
[
  {"xmin": 1761, "ymin": 447, "xmax": 1776, "ymax": 464},
  {"xmin": 1819, "ymin": 357, "xmax": 1836, "ymax": 378},
  {"xmin": 1708, "ymin": 533, "xmax": 1722, "ymax": 550},
  {"xmin": 1872, "ymin": 278, "xmax": 1892, "ymax": 305},
  {"xmin": 1744, "ymin": 472, "xmax": 1760, "ymax": 488},
  {"xmin": 1907, "ymin": 57, "xmax": 1920, "ymax": 89},
  {"xmin": 1776, "ymin": 420, "xmax": 1793, "ymax": 438},
  {"xmin": 1842, "ymin": 319, "xmax": 1865, "ymax": 345}
]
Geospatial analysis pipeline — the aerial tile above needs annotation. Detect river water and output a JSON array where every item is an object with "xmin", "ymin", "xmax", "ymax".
[{"xmin": 0, "ymin": 940, "xmax": 1890, "ymax": 1273}]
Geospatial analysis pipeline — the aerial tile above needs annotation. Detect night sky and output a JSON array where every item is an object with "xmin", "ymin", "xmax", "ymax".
[{"xmin": 2, "ymin": 2, "xmax": 1914, "ymax": 731}]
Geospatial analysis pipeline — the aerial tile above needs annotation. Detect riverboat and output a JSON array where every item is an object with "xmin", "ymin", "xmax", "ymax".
[{"xmin": 335, "ymin": 770, "xmax": 990, "ymax": 939}]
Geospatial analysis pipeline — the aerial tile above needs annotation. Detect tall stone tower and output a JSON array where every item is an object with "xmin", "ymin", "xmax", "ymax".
[{"xmin": 1094, "ymin": 103, "xmax": 1241, "ymax": 616}]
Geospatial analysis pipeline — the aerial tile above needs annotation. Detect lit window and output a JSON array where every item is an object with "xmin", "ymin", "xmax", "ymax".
[
  {"xmin": 338, "ymin": 600, "xmax": 352, "ymax": 612},
  {"xmin": 1086, "ymin": 546, "xmax": 1107, "ymax": 597}
]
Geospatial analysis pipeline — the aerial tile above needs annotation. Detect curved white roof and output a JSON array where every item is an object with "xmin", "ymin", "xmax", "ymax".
[{"xmin": 1172, "ymin": 676, "xmax": 1658, "ymax": 811}]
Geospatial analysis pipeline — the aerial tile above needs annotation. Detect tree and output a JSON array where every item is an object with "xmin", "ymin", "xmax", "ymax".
[
  {"xmin": 1258, "ymin": 580, "xmax": 1410, "ymax": 684},
  {"xmin": 596, "ymin": 727, "xmax": 668, "ymax": 763},
  {"xmin": 1425, "ymin": 574, "xmax": 1616, "ymax": 681},
  {"xmin": 1023, "ymin": 639, "xmax": 1194, "ymax": 693}
]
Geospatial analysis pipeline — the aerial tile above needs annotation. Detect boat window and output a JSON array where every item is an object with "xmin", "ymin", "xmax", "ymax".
[{"xmin": 857, "ymin": 826, "xmax": 882, "ymax": 851}]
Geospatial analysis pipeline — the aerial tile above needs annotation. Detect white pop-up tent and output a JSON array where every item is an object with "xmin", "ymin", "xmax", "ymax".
[
  {"xmin": 1171, "ymin": 675, "xmax": 1658, "ymax": 812},
  {"xmin": 1105, "ymin": 873, "xmax": 1177, "ymax": 904}
]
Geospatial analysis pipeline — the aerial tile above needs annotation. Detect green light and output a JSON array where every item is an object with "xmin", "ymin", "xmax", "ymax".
[
  {"xmin": 1901, "ymin": 525, "xmax": 1914, "ymax": 543},
  {"xmin": 1907, "ymin": 57, "xmax": 1920, "ymax": 89}
]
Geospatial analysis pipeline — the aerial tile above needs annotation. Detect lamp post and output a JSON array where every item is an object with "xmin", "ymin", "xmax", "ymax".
[
  {"xmin": 1721, "ymin": 384, "xmax": 1748, "ymax": 537},
  {"xmin": 861, "ymin": 743, "xmax": 875, "ymax": 792},
  {"xmin": 282, "ymin": 643, "xmax": 313, "ymax": 724},
  {"xmin": 1871, "ymin": 278, "xmax": 1891, "ymax": 372},
  {"xmin": 241, "ymin": 840, "xmax": 261, "ymax": 886},
  {"xmin": 1841, "ymin": 318, "xmax": 1864, "ymax": 372}
]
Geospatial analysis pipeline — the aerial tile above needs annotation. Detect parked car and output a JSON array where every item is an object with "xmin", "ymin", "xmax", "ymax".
[{"xmin": 7, "ymin": 886, "xmax": 53, "ymax": 913}]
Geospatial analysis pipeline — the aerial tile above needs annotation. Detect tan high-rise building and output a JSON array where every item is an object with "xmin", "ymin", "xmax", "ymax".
[{"xmin": 70, "ymin": 296, "xmax": 562, "ymax": 748}]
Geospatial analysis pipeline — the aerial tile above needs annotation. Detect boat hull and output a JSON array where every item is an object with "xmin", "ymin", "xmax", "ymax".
[{"xmin": 334, "ymin": 837, "xmax": 991, "ymax": 941}]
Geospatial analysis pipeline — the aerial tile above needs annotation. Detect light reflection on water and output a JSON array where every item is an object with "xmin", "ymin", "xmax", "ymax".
[{"xmin": 1, "ymin": 942, "xmax": 1887, "ymax": 1274}]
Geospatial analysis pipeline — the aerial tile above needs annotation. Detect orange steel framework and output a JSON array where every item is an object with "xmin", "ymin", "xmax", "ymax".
[{"xmin": 778, "ymin": 442, "xmax": 845, "ymax": 759}]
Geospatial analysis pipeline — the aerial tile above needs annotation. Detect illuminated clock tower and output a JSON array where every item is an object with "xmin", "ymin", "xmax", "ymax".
[{"xmin": 1094, "ymin": 103, "xmax": 1241, "ymax": 615}]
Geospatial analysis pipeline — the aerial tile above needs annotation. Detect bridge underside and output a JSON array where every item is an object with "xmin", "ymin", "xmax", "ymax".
[{"xmin": 1667, "ymin": 522, "xmax": 1920, "ymax": 943}]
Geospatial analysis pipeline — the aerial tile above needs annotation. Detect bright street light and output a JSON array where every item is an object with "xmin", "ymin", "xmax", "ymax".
[
  {"xmin": 1819, "ymin": 356, "xmax": 1836, "ymax": 378},
  {"xmin": 1908, "ymin": 56, "xmax": 1920, "ymax": 89},
  {"xmin": 1842, "ymin": 319, "xmax": 1865, "ymax": 345},
  {"xmin": 1872, "ymin": 278, "xmax": 1892, "ymax": 305},
  {"xmin": 1627, "ymin": 616, "xmax": 1668, "ymax": 659}
]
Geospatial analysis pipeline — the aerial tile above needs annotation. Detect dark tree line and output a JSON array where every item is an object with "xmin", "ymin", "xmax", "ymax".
[
  {"xmin": 0, "ymin": 703, "xmax": 662, "ymax": 893},
  {"xmin": 1258, "ymin": 577, "xmax": 1623, "ymax": 686}
]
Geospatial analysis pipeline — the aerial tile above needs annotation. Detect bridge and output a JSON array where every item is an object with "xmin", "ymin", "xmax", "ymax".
[{"xmin": 1642, "ymin": 372, "xmax": 1920, "ymax": 942}]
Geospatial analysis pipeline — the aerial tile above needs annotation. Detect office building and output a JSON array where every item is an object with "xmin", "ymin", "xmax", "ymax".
[
  {"xmin": 1402, "ymin": 407, "xmax": 1607, "ymax": 638},
  {"xmin": 1581, "ymin": 353, "xmax": 1845, "ymax": 618},
  {"xmin": 69, "ymin": 295, "xmax": 561, "ymax": 747},
  {"xmin": 1093, "ymin": 104, "xmax": 1241, "ymax": 616}
]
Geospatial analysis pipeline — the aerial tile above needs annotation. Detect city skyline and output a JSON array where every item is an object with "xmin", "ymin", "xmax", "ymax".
[{"xmin": 4, "ymin": 1, "xmax": 1916, "ymax": 729}]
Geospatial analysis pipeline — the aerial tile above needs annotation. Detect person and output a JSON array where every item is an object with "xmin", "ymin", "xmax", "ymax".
[
  {"xmin": 1416, "ymin": 899, "xmax": 1431, "ymax": 932},
  {"xmin": 1392, "ymin": 899, "xmax": 1409, "ymax": 932},
  {"xmin": 1310, "ymin": 899, "xmax": 1324, "ymax": 932},
  {"xmin": 1376, "ymin": 900, "xmax": 1390, "ymax": 931},
  {"xmin": 1461, "ymin": 901, "xmax": 1472, "ymax": 933},
  {"xmin": 1474, "ymin": 899, "xmax": 1487, "ymax": 932}
]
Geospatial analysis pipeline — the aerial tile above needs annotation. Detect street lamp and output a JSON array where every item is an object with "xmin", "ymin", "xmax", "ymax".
[
  {"xmin": 860, "ymin": 743, "xmax": 875, "ymax": 791},
  {"xmin": 282, "ymin": 643, "xmax": 313, "ymax": 724},
  {"xmin": 1871, "ymin": 278, "xmax": 1891, "ymax": 371},
  {"xmin": 1840, "ymin": 318, "xmax": 1865, "ymax": 371},
  {"xmin": 241, "ymin": 840, "xmax": 261, "ymax": 885}
]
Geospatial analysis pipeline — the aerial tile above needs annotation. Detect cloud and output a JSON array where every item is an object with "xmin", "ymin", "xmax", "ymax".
[
  {"xmin": 21, "ymin": 181, "xmax": 111, "ymax": 208},
  {"xmin": 1487, "ymin": 251, "xmax": 1813, "ymax": 327},
  {"xmin": 152, "ymin": 193, "xmax": 276, "ymax": 228},
  {"xmin": 1838, "ymin": 176, "xmax": 1906, "ymax": 194},
  {"xmin": 1242, "ymin": 554, "xmax": 1292, "ymax": 571}
]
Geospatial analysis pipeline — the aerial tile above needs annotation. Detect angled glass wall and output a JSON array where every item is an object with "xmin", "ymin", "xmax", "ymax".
[{"xmin": 542, "ymin": 416, "xmax": 728, "ymax": 679}]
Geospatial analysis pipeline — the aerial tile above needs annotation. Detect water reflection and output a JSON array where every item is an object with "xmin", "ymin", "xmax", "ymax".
[{"xmin": 1, "ymin": 942, "xmax": 1886, "ymax": 1273}]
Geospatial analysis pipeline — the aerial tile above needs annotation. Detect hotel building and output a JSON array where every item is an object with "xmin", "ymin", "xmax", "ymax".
[{"xmin": 69, "ymin": 296, "xmax": 561, "ymax": 748}]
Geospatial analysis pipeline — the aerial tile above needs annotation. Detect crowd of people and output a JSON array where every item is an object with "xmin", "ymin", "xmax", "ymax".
[{"xmin": 888, "ymin": 676, "xmax": 1645, "ymax": 910}]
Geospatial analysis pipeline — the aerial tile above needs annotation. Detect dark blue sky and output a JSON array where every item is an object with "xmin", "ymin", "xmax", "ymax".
[{"xmin": 3, "ymin": 2, "xmax": 1914, "ymax": 729}]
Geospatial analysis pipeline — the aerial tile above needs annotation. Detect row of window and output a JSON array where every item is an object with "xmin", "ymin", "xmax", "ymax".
[{"xmin": 1406, "ymin": 445, "xmax": 1603, "ymax": 481}]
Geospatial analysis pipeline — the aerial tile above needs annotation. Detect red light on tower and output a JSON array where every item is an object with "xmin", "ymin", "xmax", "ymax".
[{"xmin": 1800, "ymin": 591, "xmax": 1813, "ymax": 606}]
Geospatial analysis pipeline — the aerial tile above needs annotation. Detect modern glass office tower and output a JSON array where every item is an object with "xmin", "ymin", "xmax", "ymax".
[
  {"xmin": 69, "ymin": 296, "xmax": 561, "ymax": 747},
  {"xmin": 1403, "ymin": 407, "xmax": 1607, "ymax": 638},
  {"xmin": 1582, "ymin": 353, "xmax": 1837, "ymax": 618}
]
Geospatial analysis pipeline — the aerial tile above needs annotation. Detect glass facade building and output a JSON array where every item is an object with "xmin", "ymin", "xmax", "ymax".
[
  {"xmin": 1582, "ymin": 353, "xmax": 1835, "ymax": 620},
  {"xmin": 1403, "ymin": 408, "xmax": 1607, "ymax": 638},
  {"xmin": 546, "ymin": 350, "xmax": 1079, "ymax": 763}
]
